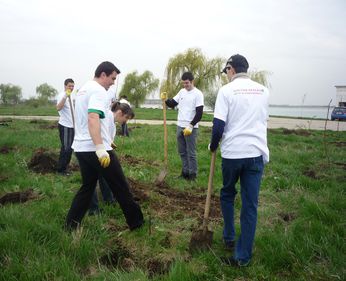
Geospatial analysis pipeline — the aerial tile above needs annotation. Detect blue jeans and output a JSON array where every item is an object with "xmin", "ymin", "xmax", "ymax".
[{"xmin": 220, "ymin": 156, "xmax": 264, "ymax": 263}]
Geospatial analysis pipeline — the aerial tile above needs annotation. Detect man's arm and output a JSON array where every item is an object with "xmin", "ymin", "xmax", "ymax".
[
  {"xmin": 190, "ymin": 106, "xmax": 204, "ymax": 126},
  {"xmin": 56, "ymin": 96, "xmax": 67, "ymax": 111},
  {"xmin": 209, "ymin": 118, "xmax": 225, "ymax": 152},
  {"xmin": 88, "ymin": 112, "xmax": 103, "ymax": 145},
  {"xmin": 165, "ymin": 99, "xmax": 178, "ymax": 109}
]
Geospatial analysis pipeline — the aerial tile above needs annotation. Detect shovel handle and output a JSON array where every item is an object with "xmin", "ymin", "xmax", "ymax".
[
  {"xmin": 163, "ymin": 99, "xmax": 168, "ymax": 167},
  {"xmin": 202, "ymin": 151, "xmax": 216, "ymax": 230},
  {"xmin": 67, "ymin": 95, "xmax": 75, "ymax": 128}
]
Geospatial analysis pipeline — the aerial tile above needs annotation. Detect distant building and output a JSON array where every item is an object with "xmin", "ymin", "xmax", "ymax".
[{"xmin": 335, "ymin": 86, "xmax": 346, "ymax": 107}]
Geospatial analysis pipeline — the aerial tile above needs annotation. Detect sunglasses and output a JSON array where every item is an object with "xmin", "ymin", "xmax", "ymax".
[{"xmin": 222, "ymin": 66, "xmax": 231, "ymax": 74}]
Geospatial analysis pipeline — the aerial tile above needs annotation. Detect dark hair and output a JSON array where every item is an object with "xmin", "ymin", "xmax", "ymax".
[
  {"xmin": 64, "ymin": 78, "xmax": 74, "ymax": 86},
  {"xmin": 111, "ymin": 102, "xmax": 135, "ymax": 119},
  {"xmin": 181, "ymin": 72, "xmax": 194, "ymax": 81},
  {"xmin": 120, "ymin": 95, "xmax": 128, "ymax": 100},
  {"xmin": 94, "ymin": 61, "xmax": 121, "ymax": 78}
]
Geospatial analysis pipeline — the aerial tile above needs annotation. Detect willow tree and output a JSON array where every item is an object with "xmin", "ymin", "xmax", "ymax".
[
  {"xmin": 161, "ymin": 48, "xmax": 224, "ymax": 98},
  {"xmin": 0, "ymin": 83, "xmax": 22, "ymax": 105},
  {"xmin": 36, "ymin": 83, "xmax": 58, "ymax": 103},
  {"xmin": 119, "ymin": 70, "xmax": 159, "ymax": 108}
]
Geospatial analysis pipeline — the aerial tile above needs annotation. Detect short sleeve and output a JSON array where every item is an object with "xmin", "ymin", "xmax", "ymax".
[
  {"xmin": 213, "ymin": 88, "xmax": 229, "ymax": 122},
  {"xmin": 195, "ymin": 91, "xmax": 204, "ymax": 107}
]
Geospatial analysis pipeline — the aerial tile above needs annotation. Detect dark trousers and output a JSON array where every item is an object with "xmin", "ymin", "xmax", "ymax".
[
  {"xmin": 121, "ymin": 123, "xmax": 129, "ymax": 137},
  {"xmin": 65, "ymin": 151, "xmax": 143, "ymax": 230},
  {"xmin": 89, "ymin": 176, "xmax": 115, "ymax": 213},
  {"xmin": 57, "ymin": 124, "xmax": 74, "ymax": 173}
]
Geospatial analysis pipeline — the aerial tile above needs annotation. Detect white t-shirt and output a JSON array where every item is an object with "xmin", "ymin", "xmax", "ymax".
[
  {"xmin": 106, "ymin": 87, "xmax": 117, "ymax": 108},
  {"xmin": 173, "ymin": 87, "xmax": 204, "ymax": 128},
  {"xmin": 56, "ymin": 91, "xmax": 75, "ymax": 128},
  {"xmin": 106, "ymin": 109, "xmax": 116, "ymax": 140},
  {"xmin": 72, "ymin": 80, "xmax": 113, "ymax": 152},
  {"xmin": 214, "ymin": 76, "xmax": 270, "ymax": 163}
]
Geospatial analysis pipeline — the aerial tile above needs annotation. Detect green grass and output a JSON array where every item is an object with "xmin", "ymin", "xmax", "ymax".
[
  {"xmin": 0, "ymin": 104, "xmax": 214, "ymax": 122},
  {"xmin": 0, "ymin": 120, "xmax": 345, "ymax": 280}
]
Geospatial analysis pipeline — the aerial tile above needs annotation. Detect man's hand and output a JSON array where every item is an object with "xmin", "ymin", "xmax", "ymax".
[
  {"xmin": 111, "ymin": 142, "xmax": 117, "ymax": 150},
  {"xmin": 208, "ymin": 143, "xmax": 217, "ymax": 152},
  {"xmin": 183, "ymin": 124, "xmax": 193, "ymax": 136},
  {"xmin": 95, "ymin": 144, "xmax": 110, "ymax": 168},
  {"xmin": 160, "ymin": 92, "xmax": 167, "ymax": 100},
  {"xmin": 65, "ymin": 89, "xmax": 72, "ymax": 98}
]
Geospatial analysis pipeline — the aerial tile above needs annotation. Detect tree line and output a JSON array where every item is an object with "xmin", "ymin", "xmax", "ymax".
[{"xmin": 0, "ymin": 48, "xmax": 271, "ymax": 109}]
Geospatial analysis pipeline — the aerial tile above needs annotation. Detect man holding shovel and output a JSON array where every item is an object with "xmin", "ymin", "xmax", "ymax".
[
  {"xmin": 163, "ymin": 72, "xmax": 204, "ymax": 181},
  {"xmin": 209, "ymin": 54, "xmax": 269, "ymax": 267},
  {"xmin": 56, "ymin": 78, "xmax": 75, "ymax": 176}
]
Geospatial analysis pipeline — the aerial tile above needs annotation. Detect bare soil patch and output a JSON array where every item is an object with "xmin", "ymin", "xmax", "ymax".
[
  {"xmin": 282, "ymin": 128, "xmax": 311, "ymax": 136},
  {"xmin": 119, "ymin": 153, "xmax": 159, "ymax": 167},
  {"xmin": 0, "ymin": 188, "xmax": 40, "ymax": 206},
  {"xmin": 0, "ymin": 145, "xmax": 13, "ymax": 154},
  {"xmin": 127, "ymin": 178, "xmax": 221, "ymax": 222},
  {"xmin": 28, "ymin": 148, "xmax": 58, "ymax": 173}
]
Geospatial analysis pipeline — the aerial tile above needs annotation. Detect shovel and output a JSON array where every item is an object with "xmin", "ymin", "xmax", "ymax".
[
  {"xmin": 155, "ymin": 94, "xmax": 168, "ymax": 185},
  {"xmin": 189, "ymin": 151, "xmax": 216, "ymax": 252},
  {"xmin": 67, "ymin": 91, "xmax": 75, "ymax": 127}
]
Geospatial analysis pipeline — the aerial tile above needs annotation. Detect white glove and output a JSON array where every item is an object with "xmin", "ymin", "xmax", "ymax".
[
  {"xmin": 183, "ymin": 124, "xmax": 193, "ymax": 136},
  {"xmin": 95, "ymin": 144, "xmax": 110, "ymax": 168}
]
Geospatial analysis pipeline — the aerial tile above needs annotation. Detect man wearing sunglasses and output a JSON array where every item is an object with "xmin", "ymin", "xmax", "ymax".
[{"xmin": 209, "ymin": 54, "xmax": 269, "ymax": 267}]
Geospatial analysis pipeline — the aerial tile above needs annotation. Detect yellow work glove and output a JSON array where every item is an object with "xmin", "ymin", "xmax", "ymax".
[
  {"xmin": 183, "ymin": 124, "xmax": 193, "ymax": 136},
  {"xmin": 160, "ymin": 92, "xmax": 167, "ymax": 100},
  {"xmin": 65, "ymin": 89, "xmax": 72, "ymax": 98},
  {"xmin": 95, "ymin": 144, "xmax": 110, "ymax": 168},
  {"xmin": 111, "ymin": 142, "xmax": 117, "ymax": 150}
]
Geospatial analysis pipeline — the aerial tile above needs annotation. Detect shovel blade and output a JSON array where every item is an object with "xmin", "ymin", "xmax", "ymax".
[
  {"xmin": 189, "ymin": 228, "xmax": 213, "ymax": 252},
  {"xmin": 155, "ymin": 168, "xmax": 167, "ymax": 186}
]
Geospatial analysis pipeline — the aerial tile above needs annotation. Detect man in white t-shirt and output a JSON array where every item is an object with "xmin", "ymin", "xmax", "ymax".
[
  {"xmin": 56, "ymin": 78, "xmax": 75, "ymax": 175},
  {"xmin": 209, "ymin": 54, "xmax": 269, "ymax": 267},
  {"xmin": 163, "ymin": 72, "xmax": 204, "ymax": 181},
  {"xmin": 65, "ymin": 61, "xmax": 144, "ymax": 231}
]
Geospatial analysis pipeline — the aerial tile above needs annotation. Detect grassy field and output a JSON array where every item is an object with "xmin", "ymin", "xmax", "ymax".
[
  {"xmin": 0, "ymin": 119, "xmax": 345, "ymax": 280},
  {"xmin": 0, "ymin": 104, "xmax": 214, "ymax": 122}
]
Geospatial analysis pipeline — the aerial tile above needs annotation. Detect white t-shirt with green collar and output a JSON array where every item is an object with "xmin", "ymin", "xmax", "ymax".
[{"xmin": 72, "ymin": 80, "xmax": 112, "ymax": 152}]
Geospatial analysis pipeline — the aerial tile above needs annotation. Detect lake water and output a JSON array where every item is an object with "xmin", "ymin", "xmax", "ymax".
[
  {"xmin": 268, "ymin": 106, "xmax": 332, "ymax": 119},
  {"xmin": 142, "ymin": 101, "xmax": 333, "ymax": 119}
]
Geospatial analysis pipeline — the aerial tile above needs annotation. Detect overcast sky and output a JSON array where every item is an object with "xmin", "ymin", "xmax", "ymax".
[{"xmin": 1, "ymin": 0, "xmax": 345, "ymax": 105}]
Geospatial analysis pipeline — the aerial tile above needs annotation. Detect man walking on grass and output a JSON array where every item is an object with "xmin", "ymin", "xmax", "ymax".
[
  {"xmin": 65, "ymin": 61, "xmax": 144, "ymax": 231},
  {"xmin": 209, "ymin": 54, "xmax": 269, "ymax": 267}
]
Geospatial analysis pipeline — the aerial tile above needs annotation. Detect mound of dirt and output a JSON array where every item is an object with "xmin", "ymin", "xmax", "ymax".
[
  {"xmin": 28, "ymin": 148, "xmax": 58, "ymax": 173},
  {"xmin": 0, "ymin": 188, "xmax": 39, "ymax": 206},
  {"xmin": 0, "ymin": 145, "xmax": 13, "ymax": 154},
  {"xmin": 119, "ymin": 154, "xmax": 159, "ymax": 167},
  {"xmin": 282, "ymin": 128, "xmax": 311, "ymax": 136}
]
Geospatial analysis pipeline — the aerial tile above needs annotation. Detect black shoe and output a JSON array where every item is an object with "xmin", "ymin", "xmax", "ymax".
[
  {"xmin": 224, "ymin": 240, "xmax": 235, "ymax": 251},
  {"xmin": 129, "ymin": 220, "xmax": 144, "ymax": 231},
  {"xmin": 187, "ymin": 173, "xmax": 197, "ymax": 181},
  {"xmin": 176, "ymin": 172, "xmax": 189, "ymax": 180},
  {"xmin": 220, "ymin": 256, "xmax": 250, "ymax": 267},
  {"xmin": 57, "ymin": 171, "xmax": 71, "ymax": 176},
  {"xmin": 88, "ymin": 208, "xmax": 102, "ymax": 216}
]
